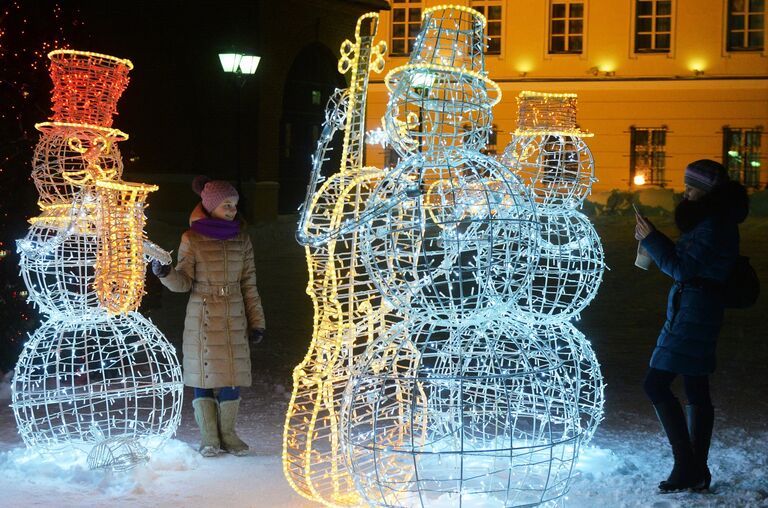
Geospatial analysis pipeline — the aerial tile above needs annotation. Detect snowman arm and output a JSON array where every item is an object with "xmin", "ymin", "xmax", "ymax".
[{"xmin": 143, "ymin": 239, "xmax": 172, "ymax": 265}]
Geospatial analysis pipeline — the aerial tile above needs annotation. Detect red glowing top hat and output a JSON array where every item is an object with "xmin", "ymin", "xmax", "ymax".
[{"xmin": 47, "ymin": 49, "xmax": 133, "ymax": 128}]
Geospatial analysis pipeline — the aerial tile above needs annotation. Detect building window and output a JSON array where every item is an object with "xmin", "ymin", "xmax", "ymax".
[
  {"xmin": 727, "ymin": 0, "xmax": 765, "ymax": 51},
  {"xmin": 391, "ymin": 0, "xmax": 423, "ymax": 56},
  {"xmin": 630, "ymin": 126, "xmax": 667, "ymax": 187},
  {"xmin": 635, "ymin": 0, "xmax": 672, "ymax": 52},
  {"xmin": 723, "ymin": 127, "xmax": 763, "ymax": 188},
  {"xmin": 549, "ymin": 1, "xmax": 584, "ymax": 54},
  {"xmin": 384, "ymin": 145, "xmax": 401, "ymax": 169},
  {"xmin": 482, "ymin": 125, "xmax": 499, "ymax": 155},
  {"xmin": 471, "ymin": 1, "xmax": 503, "ymax": 54}
]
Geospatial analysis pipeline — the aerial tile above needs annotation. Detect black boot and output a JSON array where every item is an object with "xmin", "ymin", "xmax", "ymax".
[
  {"xmin": 686, "ymin": 404, "xmax": 714, "ymax": 491},
  {"xmin": 653, "ymin": 399, "xmax": 699, "ymax": 492}
]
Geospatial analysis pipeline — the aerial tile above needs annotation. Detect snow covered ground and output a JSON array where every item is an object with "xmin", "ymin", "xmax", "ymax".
[{"xmin": 1, "ymin": 214, "xmax": 766, "ymax": 508}]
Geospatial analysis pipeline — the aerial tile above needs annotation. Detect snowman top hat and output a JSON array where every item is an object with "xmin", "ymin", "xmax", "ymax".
[
  {"xmin": 514, "ymin": 91, "xmax": 593, "ymax": 137},
  {"xmin": 383, "ymin": 5, "xmax": 501, "ymax": 155},
  {"xmin": 44, "ymin": 49, "xmax": 133, "ymax": 129},
  {"xmin": 384, "ymin": 5, "xmax": 500, "ymax": 103}
]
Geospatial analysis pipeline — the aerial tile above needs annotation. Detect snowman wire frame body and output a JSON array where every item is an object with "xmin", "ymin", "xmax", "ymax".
[
  {"xmin": 361, "ymin": 147, "xmax": 539, "ymax": 325},
  {"xmin": 511, "ymin": 210, "xmax": 604, "ymax": 323},
  {"xmin": 341, "ymin": 6, "xmax": 595, "ymax": 508},
  {"xmin": 502, "ymin": 134, "xmax": 595, "ymax": 211},
  {"xmin": 19, "ymin": 205, "xmax": 102, "ymax": 318},
  {"xmin": 498, "ymin": 90, "xmax": 606, "ymax": 446},
  {"xmin": 12, "ymin": 312, "xmax": 183, "ymax": 455},
  {"xmin": 342, "ymin": 316, "xmax": 582, "ymax": 507},
  {"xmin": 32, "ymin": 124, "xmax": 125, "ymax": 206}
]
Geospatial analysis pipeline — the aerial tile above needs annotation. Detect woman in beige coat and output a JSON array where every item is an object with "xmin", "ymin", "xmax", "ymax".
[{"xmin": 152, "ymin": 176, "xmax": 265, "ymax": 457}]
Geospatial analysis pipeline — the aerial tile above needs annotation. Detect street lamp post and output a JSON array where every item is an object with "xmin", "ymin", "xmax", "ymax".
[{"xmin": 218, "ymin": 52, "xmax": 260, "ymax": 195}]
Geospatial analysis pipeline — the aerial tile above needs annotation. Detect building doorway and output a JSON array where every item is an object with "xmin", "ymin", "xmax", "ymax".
[{"xmin": 279, "ymin": 43, "xmax": 346, "ymax": 213}]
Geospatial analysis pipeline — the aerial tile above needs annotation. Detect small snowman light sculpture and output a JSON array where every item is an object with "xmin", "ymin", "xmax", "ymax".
[{"xmin": 500, "ymin": 91, "xmax": 606, "ymax": 443}]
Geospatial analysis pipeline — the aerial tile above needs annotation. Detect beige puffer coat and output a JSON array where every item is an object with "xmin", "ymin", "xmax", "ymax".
[{"xmin": 160, "ymin": 204, "xmax": 265, "ymax": 388}]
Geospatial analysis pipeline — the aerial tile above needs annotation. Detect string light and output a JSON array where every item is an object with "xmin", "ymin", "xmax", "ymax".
[
  {"xmin": 94, "ymin": 179, "xmax": 158, "ymax": 314},
  {"xmin": 283, "ymin": 13, "xmax": 393, "ymax": 507},
  {"xmin": 46, "ymin": 50, "xmax": 133, "ymax": 128},
  {"xmin": 285, "ymin": 6, "xmax": 605, "ymax": 507},
  {"xmin": 513, "ymin": 91, "xmax": 594, "ymax": 138},
  {"xmin": 499, "ymin": 90, "xmax": 605, "ymax": 446},
  {"xmin": 12, "ymin": 48, "xmax": 182, "ymax": 466}
]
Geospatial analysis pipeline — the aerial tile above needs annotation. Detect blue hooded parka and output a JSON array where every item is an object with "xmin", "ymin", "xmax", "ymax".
[{"xmin": 641, "ymin": 181, "xmax": 749, "ymax": 375}]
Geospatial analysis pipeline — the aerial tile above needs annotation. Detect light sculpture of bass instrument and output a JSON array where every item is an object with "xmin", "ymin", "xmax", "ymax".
[{"xmin": 282, "ymin": 13, "xmax": 399, "ymax": 507}]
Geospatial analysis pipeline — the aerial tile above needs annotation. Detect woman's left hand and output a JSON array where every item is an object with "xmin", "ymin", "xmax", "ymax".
[
  {"xmin": 635, "ymin": 213, "xmax": 655, "ymax": 240},
  {"xmin": 249, "ymin": 328, "xmax": 265, "ymax": 345}
]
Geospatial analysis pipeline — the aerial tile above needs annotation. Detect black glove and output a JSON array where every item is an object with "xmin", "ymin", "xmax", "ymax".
[
  {"xmin": 151, "ymin": 259, "xmax": 171, "ymax": 278},
  {"xmin": 249, "ymin": 328, "xmax": 265, "ymax": 346}
]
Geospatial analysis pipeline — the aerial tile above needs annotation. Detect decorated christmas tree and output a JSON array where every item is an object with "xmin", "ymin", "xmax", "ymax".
[{"xmin": 0, "ymin": 1, "xmax": 84, "ymax": 371}]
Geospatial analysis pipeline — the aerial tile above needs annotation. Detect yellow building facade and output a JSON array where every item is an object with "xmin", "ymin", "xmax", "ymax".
[{"xmin": 365, "ymin": 0, "xmax": 768, "ymax": 192}]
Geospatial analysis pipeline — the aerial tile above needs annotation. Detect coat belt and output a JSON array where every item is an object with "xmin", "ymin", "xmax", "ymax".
[
  {"xmin": 675, "ymin": 277, "xmax": 724, "ymax": 291},
  {"xmin": 193, "ymin": 282, "xmax": 240, "ymax": 296}
]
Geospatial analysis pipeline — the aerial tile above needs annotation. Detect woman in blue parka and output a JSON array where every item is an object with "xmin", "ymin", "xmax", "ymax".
[{"xmin": 634, "ymin": 159, "xmax": 748, "ymax": 493}]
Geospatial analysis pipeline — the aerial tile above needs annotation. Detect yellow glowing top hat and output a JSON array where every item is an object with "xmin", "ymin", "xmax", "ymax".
[{"xmin": 514, "ymin": 91, "xmax": 593, "ymax": 137}]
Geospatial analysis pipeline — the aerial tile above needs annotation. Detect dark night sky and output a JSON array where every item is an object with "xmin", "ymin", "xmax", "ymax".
[{"xmin": 46, "ymin": 0, "xmax": 264, "ymax": 180}]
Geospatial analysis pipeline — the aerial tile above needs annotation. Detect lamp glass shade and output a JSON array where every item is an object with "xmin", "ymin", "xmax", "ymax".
[
  {"xmin": 219, "ymin": 53, "xmax": 238, "ymax": 73},
  {"xmin": 239, "ymin": 55, "xmax": 261, "ymax": 74},
  {"xmin": 219, "ymin": 53, "xmax": 261, "ymax": 74}
]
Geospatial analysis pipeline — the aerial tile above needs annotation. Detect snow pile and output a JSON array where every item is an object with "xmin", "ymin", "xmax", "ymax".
[
  {"xmin": 0, "ymin": 427, "xmax": 766, "ymax": 507},
  {"xmin": 567, "ymin": 428, "xmax": 768, "ymax": 507},
  {"xmin": 0, "ymin": 438, "xmax": 199, "ymax": 499}
]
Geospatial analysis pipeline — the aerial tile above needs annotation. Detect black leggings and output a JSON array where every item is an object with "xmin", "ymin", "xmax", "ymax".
[{"xmin": 643, "ymin": 367, "xmax": 712, "ymax": 407}]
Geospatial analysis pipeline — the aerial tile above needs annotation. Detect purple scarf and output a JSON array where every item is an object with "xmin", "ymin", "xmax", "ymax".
[{"xmin": 191, "ymin": 218, "xmax": 242, "ymax": 240}]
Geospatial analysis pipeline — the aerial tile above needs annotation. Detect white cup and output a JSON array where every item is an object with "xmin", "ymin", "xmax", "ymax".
[{"xmin": 635, "ymin": 242, "xmax": 652, "ymax": 270}]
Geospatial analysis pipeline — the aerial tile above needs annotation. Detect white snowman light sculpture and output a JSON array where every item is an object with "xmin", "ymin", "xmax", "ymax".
[
  {"xmin": 339, "ymin": 6, "xmax": 596, "ymax": 507},
  {"xmin": 12, "ymin": 50, "xmax": 183, "ymax": 470},
  {"xmin": 500, "ymin": 91, "xmax": 606, "ymax": 444}
]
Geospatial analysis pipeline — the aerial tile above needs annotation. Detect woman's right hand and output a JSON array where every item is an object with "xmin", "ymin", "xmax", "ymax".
[{"xmin": 635, "ymin": 213, "xmax": 655, "ymax": 241}]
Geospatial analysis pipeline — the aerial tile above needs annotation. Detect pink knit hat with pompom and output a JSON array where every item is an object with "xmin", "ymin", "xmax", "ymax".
[{"xmin": 192, "ymin": 175, "xmax": 239, "ymax": 213}]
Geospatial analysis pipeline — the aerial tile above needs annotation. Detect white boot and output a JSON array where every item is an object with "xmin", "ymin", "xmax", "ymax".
[{"xmin": 217, "ymin": 398, "xmax": 249, "ymax": 456}]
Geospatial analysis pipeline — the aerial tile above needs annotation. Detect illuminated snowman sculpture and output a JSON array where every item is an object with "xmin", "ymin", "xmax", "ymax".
[
  {"xmin": 500, "ymin": 91, "xmax": 606, "ymax": 444},
  {"xmin": 12, "ymin": 50, "xmax": 183, "ymax": 469},
  {"xmin": 340, "ymin": 6, "xmax": 593, "ymax": 507}
]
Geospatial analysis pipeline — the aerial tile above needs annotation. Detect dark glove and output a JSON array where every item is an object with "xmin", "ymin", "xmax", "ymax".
[
  {"xmin": 249, "ymin": 328, "xmax": 265, "ymax": 346},
  {"xmin": 151, "ymin": 259, "xmax": 171, "ymax": 278}
]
